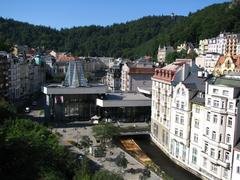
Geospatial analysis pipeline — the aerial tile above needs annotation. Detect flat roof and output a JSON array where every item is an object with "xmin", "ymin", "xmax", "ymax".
[
  {"xmin": 42, "ymin": 83, "xmax": 107, "ymax": 95},
  {"xmin": 137, "ymin": 87, "xmax": 152, "ymax": 95},
  {"xmin": 96, "ymin": 93, "xmax": 151, "ymax": 107}
]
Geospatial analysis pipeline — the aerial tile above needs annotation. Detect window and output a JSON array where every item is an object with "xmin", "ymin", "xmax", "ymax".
[
  {"xmin": 195, "ymin": 106, "xmax": 200, "ymax": 113},
  {"xmin": 222, "ymin": 101, "xmax": 225, "ymax": 109},
  {"xmin": 211, "ymin": 163, "xmax": 217, "ymax": 173},
  {"xmin": 224, "ymin": 169, "xmax": 229, "ymax": 178},
  {"xmin": 182, "ymin": 89, "xmax": 185, "ymax": 96},
  {"xmin": 213, "ymin": 115, "xmax": 218, "ymax": 123},
  {"xmin": 228, "ymin": 117, "xmax": 232, "ymax": 127},
  {"xmin": 212, "ymin": 131, "xmax": 216, "ymax": 141},
  {"xmin": 219, "ymin": 134, "xmax": 222, "ymax": 142},
  {"xmin": 192, "ymin": 148, "xmax": 197, "ymax": 165},
  {"xmin": 207, "ymin": 112, "xmax": 211, "ymax": 121},
  {"xmin": 194, "ymin": 134, "xmax": 198, "ymax": 143},
  {"xmin": 229, "ymin": 102, "xmax": 234, "ymax": 110},
  {"xmin": 204, "ymin": 142, "xmax": 208, "ymax": 152},
  {"xmin": 181, "ymin": 102, "xmax": 184, "ymax": 110},
  {"xmin": 237, "ymin": 154, "xmax": 240, "ymax": 160},
  {"xmin": 180, "ymin": 116, "xmax": 184, "ymax": 125},
  {"xmin": 203, "ymin": 157, "xmax": 207, "ymax": 167},
  {"xmin": 179, "ymin": 130, "xmax": 183, "ymax": 138},
  {"xmin": 218, "ymin": 150, "xmax": 221, "ymax": 159},
  {"xmin": 206, "ymin": 127, "xmax": 209, "ymax": 135},
  {"xmin": 237, "ymin": 167, "xmax": 240, "ymax": 174},
  {"xmin": 225, "ymin": 152, "xmax": 230, "ymax": 161},
  {"xmin": 175, "ymin": 115, "xmax": 179, "ymax": 123},
  {"xmin": 213, "ymin": 100, "xmax": 219, "ymax": 108},
  {"xmin": 177, "ymin": 88, "xmax": 180, "ymax": 94},
  {"xmin": 176, "ymin": 142, "xmax": 179, "ymax": 157},
  {"xmin": 221, "ymin": 116, "xmax": 224, "ymax": 125},
  {"xmin": 226, "ymin": 134, "xmax": 231, "ymax": 143},
  {"xmin": 210, "ymin": 148, "xmax": 215, "ymax": 158},
  {"xmin": 207, "ymin": 98, "xmax": 211, "ymax": 105},
  {"xmin": 194, "ymin": 119, "xmax": 199, "ymax": 129},
  {"xmin": 176, "ymin": 100, "xmax": 179, "ymax": 108},
  {"xmin": 223, "ymin": 90, "xmax": 229, "ymax": 96},
  {"xmin": 175, "ymin": 128, "xmax": 178, "ymax": 136},
  {"xmin": 213, "ymin": 88, "xmax": 219, "ymax": 94},
  {"xmin": 153, "ymin": 123, "xmax": 158, "ymax": 137}
]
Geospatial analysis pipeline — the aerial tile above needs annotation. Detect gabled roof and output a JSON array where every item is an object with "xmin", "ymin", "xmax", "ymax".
[
  {"xmin": 183, "ymin": 73, "xmax": 207, "ymax": 92},
  {"xmin": 215, "ymin": 55, "xmax": 240, "ymax": 69}
]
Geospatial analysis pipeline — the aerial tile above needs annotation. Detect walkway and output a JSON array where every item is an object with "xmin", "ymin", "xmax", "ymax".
[{"xmin": 53, "ymin": 126, "xmax": 160, "ymax": 180}]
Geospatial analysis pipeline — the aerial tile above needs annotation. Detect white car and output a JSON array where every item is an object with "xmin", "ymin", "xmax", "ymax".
[
  {"xmin": 93, "ymin": 120, "xmax": 99, "ymax": 124},
  {"xmin": 25, "ymin": 107, "xmax": 30, "ymax": 113}
]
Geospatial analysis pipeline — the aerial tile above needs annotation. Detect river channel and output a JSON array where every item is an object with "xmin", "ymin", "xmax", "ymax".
[{"xmin": 116, "ymin": 135, "xmax": 201, "ymax": 180}]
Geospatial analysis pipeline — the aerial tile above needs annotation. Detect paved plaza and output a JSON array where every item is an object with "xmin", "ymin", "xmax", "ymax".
[{"xmin": 53, "ymin": 125, "xmax": 160, "ymax": 180}]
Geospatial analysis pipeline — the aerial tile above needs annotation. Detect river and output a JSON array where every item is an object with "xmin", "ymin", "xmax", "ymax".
[{"xmin": 117, "ymin": 135, "xmax": 201, "ymax": 180}]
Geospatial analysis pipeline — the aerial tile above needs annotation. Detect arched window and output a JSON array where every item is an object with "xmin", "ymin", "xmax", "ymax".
[
  {"xmin": 206, "ymin": 127, "xmax": 209, "ymax": 135},
  {"xmin": 226, "ymin": 134, "xmax": 231, "ymax": 143},
  {"xmin": 182, "ymin": 88, "xmax": 186, "ymax": 96},
  {"xmin": 212, "ymin": 131, "xmax": 216, "ymax": 141}
]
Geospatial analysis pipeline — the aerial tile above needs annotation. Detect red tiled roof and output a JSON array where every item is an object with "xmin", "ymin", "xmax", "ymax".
[
  {"xmin": 153, "ymin": 68, "xmax": 177, "ymax": 83},
  {"xmin": 129, "ymin": 67, "xmax": 155, "ymax": 74},
  {"xmin": 56, "ymin": 55, "xmax": 78, "ymax": 62},
  {"xmin": 215, "ymin": 55, "xmax": 240, "ymax": 69}
]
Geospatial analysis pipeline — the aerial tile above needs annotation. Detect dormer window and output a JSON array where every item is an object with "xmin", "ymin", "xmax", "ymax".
[
  {"xmin": 177, "ymin": 88, "xmax": 180, "ymax": 95},
  {"xmin": 213, "ymin": 89, "xmax": 218, "ymax": 94},
  {"xmin": 182, "ymin": 89, "xmax": 185, "ymax": 96}
]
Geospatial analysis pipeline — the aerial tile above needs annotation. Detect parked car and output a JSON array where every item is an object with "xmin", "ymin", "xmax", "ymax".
[
  {"xmin": 25, "ymin": 107, "xmax": 31, "ymax": 113},
  {"xmin": 93, "ymin": 120, "xmax": 99, "ymax": 124}
]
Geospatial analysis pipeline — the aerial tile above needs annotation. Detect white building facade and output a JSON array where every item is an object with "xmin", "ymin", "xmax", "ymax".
[
  {"xmin": 9, "ymin": 56, "xmax": 21, "ymax": 101},
  {"xmin": 195, "ymin": 53, "xmax": 221, "ymax": 74},
  {"xmin": 201, "ymin": 77, "xmax": 240, "ymax": 180},
  {"xmin": 157, "ymin": 45, "xmax": 174, "ymax": 64},
  {"xmin": 170, "ymin": 82, "xmax": 192, "ymax": 165},
  {"xmin": 236, "ymin": 43, "xmax": 240, "ymax": 55},
  {"xmin": 151, "ymin": 67, "xmax": 240, "ymax": 180},
  {"xmin": 151, "ymin": 60, "xmax": 191, "ymax": 153},
  {"xmin": 202, "ymin": 33, "xmax": 240, "ymax": 56},
  {"xmin": 232, "ymin": 146, "xmax": 240, "ymax": 180}
]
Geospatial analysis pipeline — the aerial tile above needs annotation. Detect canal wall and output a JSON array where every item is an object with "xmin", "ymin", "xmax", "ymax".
[{"xmin": 150, "ymin": 134, "xmax": 208, "ymax": 180}]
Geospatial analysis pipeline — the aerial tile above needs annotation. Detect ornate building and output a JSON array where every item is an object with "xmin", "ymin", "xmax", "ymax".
[{"xmin": 214, "ymin": 54, "xmax": 240, "ymax": 76}]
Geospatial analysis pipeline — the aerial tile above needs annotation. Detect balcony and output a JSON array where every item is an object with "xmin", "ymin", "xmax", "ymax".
[
  {"xmin": 219, "ymin": 143, "xmax": 231, "ymax": 151},
  {"xmin": 217, "ymin": 160, "xmax": 230, "ymax": 169},
  {"xmin": 210, "ymin": 106, "xmax": 227, "ymax": 114}
]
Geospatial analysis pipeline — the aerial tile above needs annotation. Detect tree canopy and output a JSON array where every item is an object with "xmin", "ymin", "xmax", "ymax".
[
  {"xmin": 0, "ymin": 119, "xmax": 124, "ymax": 180},
  {"xmin": 0, "ymin": 2, "xmax": 239, "ymax": 60},
  {"xmin": 0, "ymin": 98, "xmax": 16, "ymax": 124},
  {"xmin": 0, "ymin": 119, "xmax": 77, "ymax": 180},
  {"xmin": 92, "ymin": 123, "xmax": 120, "ymax": 144}
]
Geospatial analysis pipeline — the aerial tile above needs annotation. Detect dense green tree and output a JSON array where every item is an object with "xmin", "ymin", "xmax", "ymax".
[
  {"xmin": 0, "ymin": 98, "xmax": 16, "ymax": 124},
  {"xmin": 0, "ymin": 119, "xmax": 77, "ymax": 180},
  {"xmin": 92, "ymin": 170, "xmax": 123, "ymax": 180},
  {"xmin": 115, "ymin": 152, "xmax": 128, "ymax": 169},
  {"xmin": 165, "ymin": 49, "xmax": 198, "ymax": 64},
  {"xmin": 0, "ymin": 2, "xmax": 239, "ymax": 59},
  {"xmin": 92, "ymin": 123, "xmax": 120, "ymax": 145}
]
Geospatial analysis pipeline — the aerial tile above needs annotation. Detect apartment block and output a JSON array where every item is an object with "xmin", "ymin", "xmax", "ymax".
[
  {"xmin": 151, "ymin": 59, "xmax": 191, "ymax": 153},
  {"xmin": 0, "ymin": 51, "xmax": 10, "ymax": 99},
  {"xmin": 121, "ymin": 58, "xmax": 155, "ymax": 92},
  {"xmin": 157, "ymin": 45, "xmax": 174, "ymax": 64},
  {"xmin": 151, "ymin": 60, "xmax": 240, "ymax": 180},
  {"xmin": 195, "ymin": 53, "xmax": 220, "ymax": 74}
]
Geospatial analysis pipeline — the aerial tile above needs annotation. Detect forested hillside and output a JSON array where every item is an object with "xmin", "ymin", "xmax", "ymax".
[{"xmin": 0, "ymin": 2, "xmax": 240, "ymax": 59}]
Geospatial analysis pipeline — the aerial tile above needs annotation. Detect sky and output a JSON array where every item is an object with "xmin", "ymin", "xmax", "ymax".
[{"xmin": 0, "ymin": 0, "xmax": 229, "ymax": 29}]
